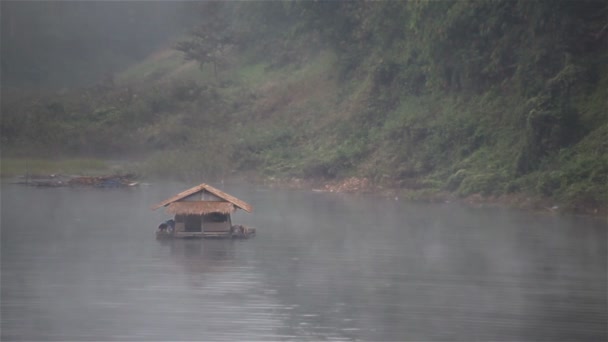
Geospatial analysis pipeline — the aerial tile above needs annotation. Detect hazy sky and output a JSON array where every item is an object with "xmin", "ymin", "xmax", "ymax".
[{"xmin": 1, "ymin": 1, "xmax": 199, "ymax": 87}]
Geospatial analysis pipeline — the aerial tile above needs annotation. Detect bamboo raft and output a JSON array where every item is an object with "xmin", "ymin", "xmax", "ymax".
[{"xmin": 156, "ymin": 225, "xmax": 256, "ymax": 240}]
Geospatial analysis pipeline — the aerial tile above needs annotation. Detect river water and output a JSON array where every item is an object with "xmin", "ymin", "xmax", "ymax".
[{"xmin": 1, "ymin": 182, "xmax": 606, "ymax": 341}]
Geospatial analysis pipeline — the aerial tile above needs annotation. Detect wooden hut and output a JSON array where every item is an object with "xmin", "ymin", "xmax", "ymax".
[{"xmin": 152, "ymin": 183, "xmax": 253, "ymax": 238}]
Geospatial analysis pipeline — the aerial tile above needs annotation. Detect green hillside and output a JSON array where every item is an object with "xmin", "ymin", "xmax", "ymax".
[{"xmin": 2, "ymin": 1, "xmax": 606, "ymax": 214}]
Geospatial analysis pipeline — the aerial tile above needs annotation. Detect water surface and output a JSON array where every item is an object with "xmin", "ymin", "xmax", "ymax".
[{"xmin": 2, "ymin": 182, "xmax": 606, "ymax": 340}]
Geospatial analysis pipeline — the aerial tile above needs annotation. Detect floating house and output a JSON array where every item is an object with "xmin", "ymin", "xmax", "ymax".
[{"xmin": 152, "ymin": 183, "xmax": 253, "ymax": 238}]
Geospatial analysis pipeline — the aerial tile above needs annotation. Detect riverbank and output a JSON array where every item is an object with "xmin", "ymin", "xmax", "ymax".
[
  {"xmin": 0, "ymin": 158, "xmax": 111, "ymax": 178},
  {"xmin": 2, "ymin": 157, "xmax": 604, "ymax": 218},
  {"xmin": 258, "ymin": 175, "xmax": 607, "ymax": 218}
]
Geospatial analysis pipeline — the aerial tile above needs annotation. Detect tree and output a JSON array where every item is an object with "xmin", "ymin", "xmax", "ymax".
[{"xmin": 175, "ymin": 3, "xmax": 235, "ymax": 82}]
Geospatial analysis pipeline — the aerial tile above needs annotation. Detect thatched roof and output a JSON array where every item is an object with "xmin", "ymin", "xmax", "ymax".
[
  {"xmin": 166, "ymin": 202, "xmax": 236, "ymax": 215},
  {"xmin": 152, "ymin": 183, "xmax": 252, "ymax": 213}
]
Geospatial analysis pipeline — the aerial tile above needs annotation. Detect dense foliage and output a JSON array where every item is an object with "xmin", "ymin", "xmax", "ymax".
[{"xmin": 2, "ymin": 0, "xmax": 607, "ymax": 212}]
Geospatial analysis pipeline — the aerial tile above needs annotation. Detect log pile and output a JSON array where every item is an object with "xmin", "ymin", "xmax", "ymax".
[{"xmin": 17, "ymin": 174, "xmax": 138, "ymax": 188}]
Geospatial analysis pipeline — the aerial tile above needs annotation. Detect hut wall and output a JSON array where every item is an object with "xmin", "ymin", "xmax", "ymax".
[
  {"xmin": 174, "ymin": 215, "xmax": 185, "ymax": 232},
  {"xmin": 202, "ymin": 213, "xmax": 231, "ymax": 233},
  {"xmin": 203, "ymin": 221, "xmax": 231, "ymax": 232}
]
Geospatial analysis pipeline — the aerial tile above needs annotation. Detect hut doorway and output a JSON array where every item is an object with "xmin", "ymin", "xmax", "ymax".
[{"xmin": 184, "ymin": 215, "xmax": 202, "ymax": 232}]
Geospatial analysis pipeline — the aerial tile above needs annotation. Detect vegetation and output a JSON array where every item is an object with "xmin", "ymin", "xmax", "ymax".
[{"xmin": 1, "ymin": 1, "xmax": 606, "ymax": 213}]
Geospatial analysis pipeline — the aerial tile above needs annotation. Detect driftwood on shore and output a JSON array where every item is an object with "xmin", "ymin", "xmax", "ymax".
[{"xmin": 15, "ymin": 174, "xmax": 138, "ymax": 188}]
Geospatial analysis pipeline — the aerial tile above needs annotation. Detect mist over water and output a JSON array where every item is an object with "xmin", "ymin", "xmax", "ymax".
[{"xmin": 1, "ymin": 182, "xmax": 606, "ymax": 340}]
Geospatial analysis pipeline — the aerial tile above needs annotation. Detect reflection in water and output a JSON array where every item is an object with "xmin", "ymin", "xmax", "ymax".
[
  {"xmin": 1, "ymin": 182, "xmax": 606, "ymax": 340},
  {"xmin": 152, "ymin": 239, "xmax": 296, "ymax": 341}
]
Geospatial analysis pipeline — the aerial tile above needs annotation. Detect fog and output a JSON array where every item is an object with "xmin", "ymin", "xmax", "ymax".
[
  {"xmin": 1, "ymin": 2, "xmax": 607, "ymax": 340},
  {"xmin": 1, "ymin": 1, "xmax": 198, "ymax": 87},
  {"xmin": 1, "ymin": 182, "xmax": 606, "ymax": 340}
]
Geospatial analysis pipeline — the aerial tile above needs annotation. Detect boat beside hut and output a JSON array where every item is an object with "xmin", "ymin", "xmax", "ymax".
[{"xmin": 152, "ymin": 183, "xmax": 255, "ymax": 239}]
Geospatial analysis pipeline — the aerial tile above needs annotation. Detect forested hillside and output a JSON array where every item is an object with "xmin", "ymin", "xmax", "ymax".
[{"xmin": 2, "ymin": 1, "xmax": 607, "ymax": 213}]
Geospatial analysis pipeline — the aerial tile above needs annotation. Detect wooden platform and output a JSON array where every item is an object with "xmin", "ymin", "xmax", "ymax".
[{"xmin": 156, "ymin": 226, "xmax": 256, "ymax": 240}]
